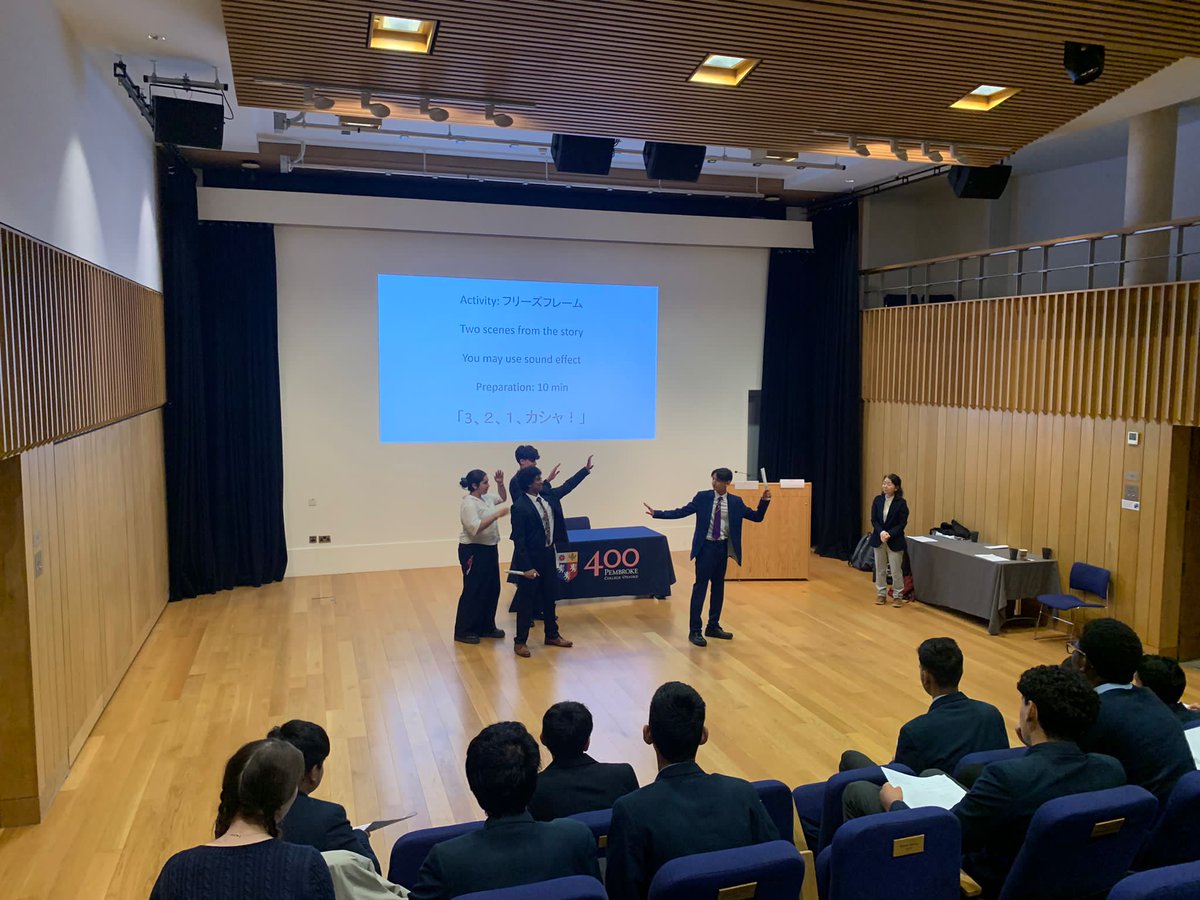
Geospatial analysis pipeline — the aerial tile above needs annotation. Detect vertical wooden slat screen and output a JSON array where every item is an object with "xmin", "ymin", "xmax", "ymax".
[
  {"xmin": 862, "ymin": 282, "xmax": 1200, "ymax": 425},
  {"xmin": 0, "ymin": 222, "xmax": 164, "ymax": 459}
]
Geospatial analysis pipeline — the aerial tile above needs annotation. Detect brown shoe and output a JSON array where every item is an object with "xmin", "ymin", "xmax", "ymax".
[
  {"xmin": 514, "ymin": 643, "xmax": 531, "ymax": 658},
  {"xmin": 544, "ymin": 636, "xmax": 573, "ymax": 648}
]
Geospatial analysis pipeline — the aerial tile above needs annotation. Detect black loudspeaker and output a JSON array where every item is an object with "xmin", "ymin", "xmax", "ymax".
[
  {"xmin": 642, "ymin": 142, "xmax": 706, "ymax": 182},
  {"xmin": 1063, "ymin": 41, "xmax": 1105, "ymax": 85},
  {"xmin": 551, "ymin": 134, "xmax": 617, "ymax": 175},
  {"xmin": 152, "ymin": 96, "xmax": 225, "ymax": 149},
  {"xmin": 948, "ymin": 164, "xmax": 1012, "ymax": 200}
]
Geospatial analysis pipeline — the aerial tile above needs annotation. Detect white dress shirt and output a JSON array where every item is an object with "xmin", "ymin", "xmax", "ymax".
[{"xmin": 459, "ymin": 494, "xmax": 504, "ymax": 545}]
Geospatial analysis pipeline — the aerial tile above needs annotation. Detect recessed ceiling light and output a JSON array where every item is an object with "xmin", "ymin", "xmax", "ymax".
[
  {"xmin": 844, "ymin": 178, "xmax": 855, "ymax": 183},
  {"xmin": 689, "ymin": 53, "xmax": 760, "ymax": 87},
  {"xmin": 147, "ymin": 34, "xmax": 166, "ymax": 41},
  {"xmin": 950, "ymin": 84, "xmax": 1020, "ymax": 111},
  {"xmin": 338, "ymin": 115, "xmax": 382, "ymax": 130},
  {"xmin": 368, "ymin": 13, "xmax": 438, "ymax": 54}
]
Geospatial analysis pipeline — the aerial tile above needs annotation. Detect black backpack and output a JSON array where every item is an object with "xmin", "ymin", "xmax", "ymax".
[{"xmin": 849, "ymin": 534, "xmax": 875, "ymax": 571}]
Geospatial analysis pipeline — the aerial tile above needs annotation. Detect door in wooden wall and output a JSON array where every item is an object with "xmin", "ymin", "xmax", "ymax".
[{"xmin": 1178, "ymin": 429, "xmax": 1200, "ymax": 661}]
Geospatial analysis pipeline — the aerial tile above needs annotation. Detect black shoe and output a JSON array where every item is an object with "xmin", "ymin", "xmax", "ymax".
[
  {"xmin": 454, "ymin": 634, "xmax": 480, "ymax": 644},
  {"xmin": 689, "ymin": 631, "xmax": 708, "ymax": 647},
  {"xmin": 704, "ymin": 625, "xmax": 733, "ymax": 640},
  {"xmin": 480, "ymin": 628, "xmax": 505, "ymax": 639}
]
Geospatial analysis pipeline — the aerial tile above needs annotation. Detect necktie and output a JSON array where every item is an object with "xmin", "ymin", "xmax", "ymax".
[
  {"xmin": 712, "ymin": 496, "xmax": 722, "ymax": 540},
  {"xmin": 536, "ymin": 497, "xmax": 553, "ymax": 546}
]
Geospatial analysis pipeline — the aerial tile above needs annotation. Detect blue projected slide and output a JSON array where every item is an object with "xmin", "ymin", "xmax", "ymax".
[{"xmin": 379, "ymin": 275, "xmax": 658, "ymax": 443}]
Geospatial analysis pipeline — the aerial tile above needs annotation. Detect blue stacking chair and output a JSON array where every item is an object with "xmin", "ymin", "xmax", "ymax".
[
  {"xmin": 457, "ymin": 875, "xmax": 607, "ymax": 899},
  {"xmin": 563, "ymin": 516, "xmax": 591, "ymax": 532},
  {"xmin": 951, "ymin": 747, "xmax": 1026, "ymax": 784},
  {"xmin": 995, "ymin": 785, "xmax": 1158, "ymax": 900},
  {"xmin": 1034, "ymin": 561, "xmax": 1110, "ymax": 640},
  {"xmin": 816, "ymin": 807, "xmax": 961, "ymax": 900},
  {"xmin": 387, "ymin": 819, "xmax": 484, "ymax": 886},
  {"xmin": 1109, "ymin": 860, "xmax": 1200, "ymax": 899},
  {"xmin": 1135, "ymin": 770, "xmax": 1200, "ymax": 870},
  {"xmin": 752, "ymin": 779, "xmax": 795, "ymax": 845},
  {"xmin": 792, "ymin": 764, "xmax": 915, "ymax": 854},
  {"xmin": 567, "ymin": 808, "xmax": 612, "ymax": 858},
  {"xmin": 647, "ymin": 840, "xmax": 805, "ymax": 900}
]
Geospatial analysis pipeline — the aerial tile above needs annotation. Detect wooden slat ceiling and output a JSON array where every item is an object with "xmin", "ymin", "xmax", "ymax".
[{"xmin": 221, "ymin": 0, "xmax": 1200, "ymax": 167}]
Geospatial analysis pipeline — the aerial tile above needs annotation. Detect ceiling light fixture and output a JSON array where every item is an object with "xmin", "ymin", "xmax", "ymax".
[
  {"xmin": 367, "ymin": 13, "xmax": 438, "ymax": 54},
  {"xmin": 688, "ymin": 53, "xmax": 761, "ymax": 87},
  {"xmin": 338, "ymin": 115, "xmax": 382, "ymax": 131},
  {"xmin": 484, "ymin": 104, "xmax": 513, "ymax": 128},
  {"xmin": 948, "ymin": 143, "xmax": 961, "ymax": 161},
  {"xmin": 360, "ymin": 91, "xmax": 391, "ymax": 118},
  {"xmin": 950, "ymin": 84, "xmax": 1020, "ymax": 111},
  {"xmin": 889, "ymin": 139, "xmax": 909, "ymax": 162},
  {"xmin": 921, "ymin": 141, "xmax": 944, "ymax": 163},
  {"xmin": 147, "ymin": 34, "xmax": 167, "ymax": 41},
  {"xmin": 303, "ymin": 86, "xmax": 335, "ymax": 110},
  {"xmin": 848, "ymin": 136, "xmax": 870, "ymax": 157},
  {"xmin": 420, "ymin": 98, "xmax": 450, "ymax": 122}
]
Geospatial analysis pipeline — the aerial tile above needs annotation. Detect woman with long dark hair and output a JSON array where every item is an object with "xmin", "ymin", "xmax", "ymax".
[
  {"xmin": 150, "ymin": 739, "xmax": 334, "ymax": 899},
  {"xmin": 455, "ymin": 468, "xmax": 510, "ymax": 644},
  {"xmin": 870, "ymin": 473, "xmax": 909, "ymax": 608}
]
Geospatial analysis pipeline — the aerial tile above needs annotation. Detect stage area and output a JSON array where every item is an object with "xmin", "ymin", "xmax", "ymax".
[{"xmin": 2, "ymin": 554, "xmax": 1190, "ymax": 898}]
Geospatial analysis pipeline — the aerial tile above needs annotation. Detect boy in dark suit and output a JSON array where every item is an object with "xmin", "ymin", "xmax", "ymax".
[
  {"xmin": 876, "ymin": 665, "xmax": 1126, "ymax": 898},
  {"xmin": 528, "ymin": 701, "xmax": 639, "ymax": 821},
  {"xmin": 270, "ymin": 720, "xmax": 381, "ymax": 872},
  {"xmin": 409, "ymin": 722, "xmax": 600, "ymax": 900},
  {"xmin": 509, "ymin": 466, "xmax": 578, "ymax": 657},
  {"xmin": 1136, "ymin": 654, "xmax": 1200, "ymax": 726},
  {"xmin": 644, "ymin": 468, "xmax": 770, "ymax": 647},
  {"xmin": 605, "ymin": 682, "xmax": 779, "ymax": 900},
  {"xmin": 508, "ymin": 444, "xmax": 593, "ymax": 546},
  {"xmin": 1072, "ymin": 618, "xmax": 1196, "ymax": 802}
]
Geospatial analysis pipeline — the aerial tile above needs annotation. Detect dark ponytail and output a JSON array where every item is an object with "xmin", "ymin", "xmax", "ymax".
[
  {"xmin": 459, "ymin": 469, "xmax": 487, "ymax": 492},
  {"xmin": 213, "ymin": 739, "xmax": 305, "ymax": 838}
]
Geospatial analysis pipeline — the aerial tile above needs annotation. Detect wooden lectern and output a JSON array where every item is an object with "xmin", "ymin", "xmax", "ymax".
[{"xmin": 727, "ymin": 482, "xmax": 811, "ymax": 580}]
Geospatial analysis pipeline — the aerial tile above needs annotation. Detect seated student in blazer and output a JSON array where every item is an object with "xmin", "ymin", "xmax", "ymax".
[
  {"xmin": 869, "ymin": 473, "xmax": 909, "ymax": 606},
  {"xmin": 869, "ymin": 665, "xmax": 1125, "ymax": 899},
  {"xmin": 528, "ymin": 700, "xmax": 639, "ymax": 821},
  {"xmin": 270, "ymin": 720, "xmax": 381, "ymax": 873},
  {"xmin": 605, "ymin": 682, "xmax": 779, "ymax": 900},
  {"xmin": 1136, "ymin": 654, "xmax": 1200, "ymax": 727},
  {"xmin": 1071, "ymin": 618, "xmax": 1196, "ymax": 802},
  {"xmin": 643, "ymin": 468, "xmax": 770, "ymax": 647},
  {"xmin": 409, "ymin": 722, "xmax": 600, "ymax": 900}
]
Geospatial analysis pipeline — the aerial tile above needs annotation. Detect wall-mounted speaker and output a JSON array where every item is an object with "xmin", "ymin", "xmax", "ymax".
[
  {"xmin": 642, "ymin": 142, "xmax": 706, "ymax": 182},
  {"xmin": 1063, "ymin": 41, "xmax": 1105, "ymax": 85},
  {"xmin": 550, "ymin": 134, "xmax": 617, "ymax": 175},
  {"xmin": 152, "ymin": 96, "xmax": 225, "ymax": 149},
  {"xmin": 947, "ymin": 164, "xmax": 1011, "ymax": 200}
]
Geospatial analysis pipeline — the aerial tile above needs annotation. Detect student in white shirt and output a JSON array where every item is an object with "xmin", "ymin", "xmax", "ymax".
[{"xmin": 455, "ymin": 469, "xmax": 510, "ymax": 644}]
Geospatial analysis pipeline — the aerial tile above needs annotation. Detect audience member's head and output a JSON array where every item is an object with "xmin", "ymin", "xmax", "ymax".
[
  {"xmin": 541, "ymin": 701, "xmax": 593, "ymax": 761},
  {"xmin": 1137, "ymin": 654, "xmax": 1188, "ymax": 707},
  {"xmin": 267, "ymin": 720, "xmax": 330, "ymax": 794},
  {"xmin": 466, "ymin": 722, "xmax": 541, "ymax": 818},
  {"xmin": 516, "ymin": 465, "xmax": 542, "ymax": 494},
  {"xmin": 1076, "ymin": 618, "xmax": 1143, "ymax": 686},
  {"xmin": 1016, "ymin": 665, "xmax": 1100, "ymax": 744},
  {"xmin": 459, "ymin": 469, "xmax": 487, "ymax": 493},
  {"xmin": 644, "ymin": 681, "xmax": 707, "ymax": 765},
  {"xmin": 917, "ymin": 637, "xmax": 963, "ymax": 694},
  {"xmin": 515, "ymin": 445, "xmax": 540, "ymax": 467},
  {"xmin": 214, "ymin": 739, "xmax": 306, "ymax": 838}
]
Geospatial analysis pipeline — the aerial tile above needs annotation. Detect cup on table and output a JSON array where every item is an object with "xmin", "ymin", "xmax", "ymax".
[
  {"xmin": 1017, "ymin": 549, "xmax": 1029, "ymax": 560},
  {"xmin": 1041, "ymin": 547, "xmax": 1053, "ymax": 559},
  {"xmin": 1007, "ymin": 547, "xmax": 1018, "ymax": 560}
]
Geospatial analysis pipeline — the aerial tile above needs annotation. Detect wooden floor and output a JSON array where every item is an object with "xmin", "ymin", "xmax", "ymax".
[{"xmin": 2, "ymin": 553, "xmax": 1187, "ymax": 898}]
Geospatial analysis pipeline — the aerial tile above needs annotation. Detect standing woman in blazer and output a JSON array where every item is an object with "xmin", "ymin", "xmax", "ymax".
[
  {"xmin": 455, "ymin": 469, "xmax": 510, "ymax": 644},
  {"xmin": 870, "ymin": 473, "xmax": 909, "ymax": 607}
]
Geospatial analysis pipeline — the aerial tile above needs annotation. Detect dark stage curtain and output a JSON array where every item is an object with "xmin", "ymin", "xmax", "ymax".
[
  {"xmin": 158, "ymin": 153, "xmax": 287, "ymax": 599},
  {"xmin": 758, "ymin": 202, "xmax": 862, "ymax": 558}
]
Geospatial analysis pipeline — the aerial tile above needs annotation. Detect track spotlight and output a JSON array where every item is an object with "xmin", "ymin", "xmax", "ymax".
[
  {"xmin": 889, "ymin": 139, "xmax": 909, "ymax": 162},
  {"xmin": 304, "ymin": 86, "xmax": 334, "ymax": 110},
  {"xmin": 484, "ymin": 103, "xmax": 513, "ymax": 128},
  {"xmin": 360, "ymin": 91, "xmax": 391, "ymax": 118},
  {"xmin": 1064, "ymin": 41, "xmax": 1105, "ymax": 85},
  {"xmin": 420, "ymin": 98, "xmax": 450, "ymax": 122},
  {"xmin": 921, "ymin": 141, "xmax": 944, "ymax": 163},
  {"xmin": 948, "ymin": 143, "xmax": 961, "ymax": 161},
  {"xmin": 848, "ymin": 135, "xmax": 870, "ymax": 157}
]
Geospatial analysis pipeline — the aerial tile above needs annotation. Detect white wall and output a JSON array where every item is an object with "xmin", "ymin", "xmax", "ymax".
[
  {"xmin": 0, "ymin": 0, "xmax": 160, "ymax": 289},
  {"xmin": 271, "ymin": 224, "xmax": 770, "ymax": 575}
]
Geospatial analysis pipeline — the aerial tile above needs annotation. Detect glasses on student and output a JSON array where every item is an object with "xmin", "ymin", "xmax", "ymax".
[{"xmin": 1066, "ymin": 639, "xmax": 1085, "ymax": 658}]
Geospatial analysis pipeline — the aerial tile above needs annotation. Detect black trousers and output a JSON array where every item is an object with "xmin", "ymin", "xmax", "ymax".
[
  {"xmin": 514, "ymin": 546, "xmax": 561, "ymax": 644},
  {"xmin": 690, "ymin": 540, "xmax": 730, "ymax": 633},
  {"xmin": 454, "ymin": 543, "xmax": 500, "ymax": 638}
]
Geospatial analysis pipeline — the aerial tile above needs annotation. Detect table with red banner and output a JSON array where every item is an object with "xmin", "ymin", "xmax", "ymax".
[{"xmin": 558, "ymin": 526, "xmax": 677, "ymax": 600}]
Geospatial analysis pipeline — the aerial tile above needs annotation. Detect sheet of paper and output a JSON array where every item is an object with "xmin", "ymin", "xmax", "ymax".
[
  {"xmin": 354, "ymin": 812, "xmax": 418, "ymax": 833},
  {"xmin": 733, "ymin": 481, "xmax": 760, "ymax": 490},
  {"xmin": 985, "ymin": 544, "xmax": 1008, "ymax": 549},
  {"xmin": 880, "ymin": 767, "xmax": 967, "ymax": 810},
  {"xmin": 1186, "ymin": 728, "xmax": 1200, "ymax": 769},
  {"xmin": 759, "ymin": 467, "xmax": 768, "ymax": 484},
  {"xmin": 976, "ymin": 553, "xmax": 1011, "ymax": 562},
  {"xmin": 908, "ymin": 535, "xmax": 936, "ymax": 543},
  {"xmin": 779, "ymin": 478, "xmax": 806, "ymax": 489}
]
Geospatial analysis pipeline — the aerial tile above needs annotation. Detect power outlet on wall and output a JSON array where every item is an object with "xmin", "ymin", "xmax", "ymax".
[
  {"xmin": 308, "ymin": 535, "xmax": 318, "ymax": 544},
  {"xmin": 318, "ymin": 535, "xmax": 332, "ymax": 543}
]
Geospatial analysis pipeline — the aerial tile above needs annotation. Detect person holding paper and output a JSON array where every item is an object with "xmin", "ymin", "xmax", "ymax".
[
  {"xmin": 869, "ymin": 473, "xmax": 909, "ymax": 607},
  {"xmin": 874, "ymin": 665, "xmax": 1125, "ymax": 898},
  {"xmin": 510, "ymin": 466, "xmax": 575, "ymax": 658},
  {"xmin": 644, "ymin": 468, "xmax": 770, "ymax": 647},
  {"xmin": 454, "ymin": 468, "xmax": 509, "ymax": 645}
]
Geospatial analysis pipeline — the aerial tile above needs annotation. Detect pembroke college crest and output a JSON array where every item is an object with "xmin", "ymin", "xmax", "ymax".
[{"xmin": 556, "ymin": 551, "xmax": 578, "ymax": 582}]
